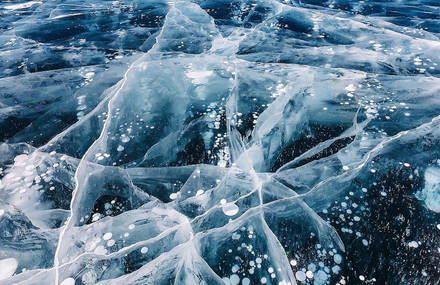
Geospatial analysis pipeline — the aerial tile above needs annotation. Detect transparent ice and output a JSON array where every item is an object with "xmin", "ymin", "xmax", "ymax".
[{"xmin": 1, "ymin": 0, "xmax": 440, "ymax": 284}]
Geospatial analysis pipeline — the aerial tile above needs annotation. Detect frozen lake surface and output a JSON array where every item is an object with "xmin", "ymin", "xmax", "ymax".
[{"xmin": 0, "ymin": 0, "xmax": 440, "ymax": 284}]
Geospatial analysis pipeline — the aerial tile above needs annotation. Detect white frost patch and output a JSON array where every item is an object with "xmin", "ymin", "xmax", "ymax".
[
  {"xmin": 345, "ymin": 84, "xmax": 356, "ymax": 92},
  {"xmin": 0, "ymin": 258, "xmax": 18, "ymax": 280},
  {"xmin": 94, "ymin": 245, "xmax": 107, "ymax": 255},
  {"xmin": 106, "ymin": 239, "xmax": 115, "ymax": 247},
  {"xmin": 84, "ymin": 72, "xmax": 95, "ymax": 80},
  {"xmin": 222, "ymin": 202, "xmax": 239, "ymax": 216},
  {"xmin": 103, "ymin": 232, "xmax": 112, "ymax": 240},
  {"xmin": 169, "ymin": 193, "xmax": 178, "ymax": 200},
  {"xmin": 60, "ymin": 277, "xmax": 75, "ymax": 285},
  {"xmin": 4, "ymin": 1, "xmax": 42, "ymax": 10},
  {"xmin": 185, "ymin": 70, "xmax": 213, "ymax": 85},
  {"xmin": 85, "ymin": 237, "xmax": 101, "ymax": 251}
]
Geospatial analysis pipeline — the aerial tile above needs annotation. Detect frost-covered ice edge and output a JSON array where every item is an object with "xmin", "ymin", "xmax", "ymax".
[{"xmin": 1, "ymin": 0, "xmax": 440, "ymax": 284}]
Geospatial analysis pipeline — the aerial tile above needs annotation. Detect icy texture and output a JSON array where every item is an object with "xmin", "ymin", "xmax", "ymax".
[
  {"xmin": 416, "ymin": 167, "xmax": 440, "ymax": 213},
  {"xmin": 1, "ymin": 0, "xmax": 440, "ymax": 284}
]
